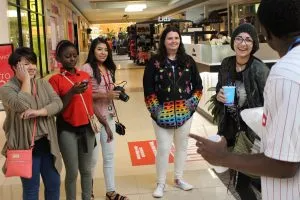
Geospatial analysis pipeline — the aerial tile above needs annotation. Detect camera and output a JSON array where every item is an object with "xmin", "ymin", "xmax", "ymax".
[{"xmin": 113, "ymin": 86, "xmax": 129, "ymax": 102}]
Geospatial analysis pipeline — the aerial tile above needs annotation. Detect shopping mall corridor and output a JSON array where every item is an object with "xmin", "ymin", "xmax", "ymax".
[{"xmin": 0, "ymin": 54, "xmax": 236, "ymax": 200}]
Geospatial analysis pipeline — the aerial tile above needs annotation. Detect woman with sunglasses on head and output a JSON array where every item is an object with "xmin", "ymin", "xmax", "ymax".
[
  {"xmin": 81, "ymin": 37, "xmax": 128, "ymax": 200},
  {"xmin": 215, "ymin": 23, "xmax": 269, "ymax": 200}
]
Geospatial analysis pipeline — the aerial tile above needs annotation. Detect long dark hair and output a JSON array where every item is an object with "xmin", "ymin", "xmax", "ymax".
[
  {"xmin": 157, "ymin": 26, "xmax": 189, "ymax": 67},
  {"xmin": 85, "ymin": 37, "xmax": 116, "ymax": 84}
]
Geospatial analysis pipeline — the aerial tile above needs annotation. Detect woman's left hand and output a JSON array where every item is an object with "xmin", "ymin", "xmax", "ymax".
[{"xmin": 20, "ymin": 108, "xmax": 47, "ymax": 119}]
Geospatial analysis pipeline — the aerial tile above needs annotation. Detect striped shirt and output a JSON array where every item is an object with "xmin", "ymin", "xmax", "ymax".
[{"xmin": 261, "ymin": 46, "xmax": 300, "ymax": 200}]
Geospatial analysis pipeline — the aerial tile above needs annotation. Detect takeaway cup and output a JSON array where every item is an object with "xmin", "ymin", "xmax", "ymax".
[
  {"xmin": 222, "ymin": 86, "xmax": 236, "ymax": 106},
  {"xmin": 207, "ymin": 135, "xmax": 228, "ymax": 173}
]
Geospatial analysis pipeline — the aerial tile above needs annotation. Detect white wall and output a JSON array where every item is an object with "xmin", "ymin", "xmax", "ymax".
[{"xmin": 0, "ymin": 0, "xmax": 10, "ymax": 44}]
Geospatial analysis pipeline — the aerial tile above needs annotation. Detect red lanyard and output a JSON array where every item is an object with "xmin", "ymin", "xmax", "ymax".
[{"xmin": 101, "ymin": 68, "xmax": 111, "ymax": 92}]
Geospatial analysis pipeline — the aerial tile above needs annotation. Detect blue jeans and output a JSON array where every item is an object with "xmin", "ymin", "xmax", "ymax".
[{"xmin": 21, "ymin": 153, "xmax": 60, "ymax": 200}]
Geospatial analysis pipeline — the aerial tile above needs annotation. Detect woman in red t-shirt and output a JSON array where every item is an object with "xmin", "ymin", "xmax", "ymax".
[{"xmin": 49, "ymin": 40, "xmax": 101, "ymax": 200}]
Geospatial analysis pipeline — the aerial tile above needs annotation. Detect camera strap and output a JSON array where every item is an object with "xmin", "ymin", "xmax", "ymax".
[{"xmin": 111, "ymin": 98, "xmax": 121, "ymax": 124}]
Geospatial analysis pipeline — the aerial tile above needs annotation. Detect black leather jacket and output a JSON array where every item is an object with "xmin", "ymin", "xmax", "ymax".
[{"xmin": 216, "ymin": 56, "xmax": 270, "ymax": 146}]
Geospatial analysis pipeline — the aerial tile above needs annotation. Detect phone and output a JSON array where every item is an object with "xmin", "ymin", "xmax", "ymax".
[{"xmin": 81, "ymin": 80, "xmax": 89, "ymax": 86}]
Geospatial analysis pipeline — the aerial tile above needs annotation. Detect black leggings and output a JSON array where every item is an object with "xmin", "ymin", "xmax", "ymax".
[{"xmin": 235, "ymin": 172, "xmax": 257, "ymax": 200}]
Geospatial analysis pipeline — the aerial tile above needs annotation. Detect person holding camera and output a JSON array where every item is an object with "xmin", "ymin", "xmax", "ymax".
[
  {"xmin": 143, "ymin": 26, "xmax": 203, "ymax": 198},
  {"xmin": 49, "ymin": 40, "xmax": 97, "ymax": 200},
  {"xmin": 81, "ymin": 37, "xmax": 129, "ymax": 200}
]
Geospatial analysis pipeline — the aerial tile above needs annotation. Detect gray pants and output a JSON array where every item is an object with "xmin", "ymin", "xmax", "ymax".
[{"xmin": 59, "ymin": 129, "xmax": 95, "ymax": 200}]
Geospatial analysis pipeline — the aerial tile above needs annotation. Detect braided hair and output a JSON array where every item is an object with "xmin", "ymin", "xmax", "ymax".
[
  {"xmin": 257, "ymin": 0, "xmax": 300, "ymax": 38},
  {"xmin": 55, "ymin": 40, "xmax": 77, "ymax": 60},
  {"xmin": 85, "ymin": 37, "xmax": 116, "ymax": 84}
]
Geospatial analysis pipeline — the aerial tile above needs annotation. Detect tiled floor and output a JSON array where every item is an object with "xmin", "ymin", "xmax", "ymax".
[{"xmin": 0, "ymin": 54, "xmax": 236, "ymax": 200}]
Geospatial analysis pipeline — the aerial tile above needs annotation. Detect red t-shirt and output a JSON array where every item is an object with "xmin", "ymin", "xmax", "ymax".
[{"xmin": 49, "ymin": 68, "xmax": 94, "ymax": 127}]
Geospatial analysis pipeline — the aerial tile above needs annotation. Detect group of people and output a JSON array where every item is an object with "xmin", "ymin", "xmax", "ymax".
[
  {"xmin": 0, "ymin": 37, "xmax": 127, "ymax": 200},
  {"xmin": 0, "ymin": 1, "xmax": 300, "ymax": 200}
]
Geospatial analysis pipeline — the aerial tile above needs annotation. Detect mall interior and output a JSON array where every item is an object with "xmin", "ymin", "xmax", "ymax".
[{"xmin": 0, "ymin": 0, "xmax": 279, "ymax": 199}]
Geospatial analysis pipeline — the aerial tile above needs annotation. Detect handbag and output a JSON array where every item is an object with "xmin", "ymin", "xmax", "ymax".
[
  {"xmin": 112, "ymin": 101, "xmax": 126, "ymax": 136},
  {"xmin": 5, "ymin": 83, "xmax": 38, "ymax": 179},
  {"xmin": 115, "ymin": 121, "xmax": 126, "ymax": 135},
  {"xmin": 61, "ymin": 74, "xmax": 102, "ymax": 134},
  {"xmin": 80, "ymin": 95, "xmax": 102, "ymax": 134},
  {"xmin": 232, "ymin": 130, "xmax": 260, "ymax": 179}
]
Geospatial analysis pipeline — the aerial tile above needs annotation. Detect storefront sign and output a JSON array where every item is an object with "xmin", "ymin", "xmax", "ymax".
[
  {"xmin": 0, "ymin": 44, "xmax": 14, "ymax": 87},
  {"xmin": 158, "ymin": 16, "xmax": 172, "ymax": 22}
]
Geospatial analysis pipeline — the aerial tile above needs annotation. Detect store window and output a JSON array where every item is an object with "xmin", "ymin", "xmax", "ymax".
[
  {"xmin": 230, "ymin": 1, "xmax": 264, "ymax": 42},
  {"xmin": 21, "ymin": 9, "xmax": 30, "ymax": 47},
  {"xmin": 7, "ymin": 0, "xmax": 48, "ymax": 77},
  {"xmin": 7, "ymin": 5, "xmax": 19, "ymax": 48},
  {"xmin": 20, "ymin": 0, "xmax": 28, "ymax": 9}
]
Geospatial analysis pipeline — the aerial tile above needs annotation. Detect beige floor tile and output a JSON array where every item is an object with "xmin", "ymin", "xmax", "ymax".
[
  {"xmin": 92, "ymin": 178, "xmax": 106, "ymax": 197},
  {"xmin": 182, "ymin": 169, "xmax": 224, "ymax": 189},
  {"xmin": 114, "ymin": 175, "xmax": 138, "ymax": 195},
  {"xmin": 139, "ymin": 189, "xmax": 204, "ymax": 200},
  {"xmin": 11, "ymin": 184, "xmax": 22, "ymax": 199},
  {"xmin": 135, "ymin": 174, "xmax": 157, "ymax": 194},
  {"xmin": 199, "ymin": 186, "xmax": 234, "ymax": 200}
]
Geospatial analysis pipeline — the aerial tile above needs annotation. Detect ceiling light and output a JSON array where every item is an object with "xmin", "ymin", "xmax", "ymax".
[{"xmin": 125, "ymin": 4, "xmax": 147, "ymax": 12}]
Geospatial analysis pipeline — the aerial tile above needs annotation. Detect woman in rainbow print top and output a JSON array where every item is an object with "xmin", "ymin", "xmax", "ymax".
[{"xmin": 143, "ymin": 26, "xmax": 203, "ymax": 198}]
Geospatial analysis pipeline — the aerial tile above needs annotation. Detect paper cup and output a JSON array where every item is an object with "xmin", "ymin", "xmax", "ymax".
[
  {"xmin": 207, "ymin": 135, "xmax": 228, "ymax": 173},
  {"xmin": 222, "ymin": 86, "xmax": 235, "ymax": 106}
]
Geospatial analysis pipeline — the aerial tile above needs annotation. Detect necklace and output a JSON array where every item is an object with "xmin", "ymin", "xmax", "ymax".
[
  {"xmin": 236, "ymin": 59, "xmax": 247, "ymax": 72},
  {"xmin": 236, "ymin": 60, "xmax": 248, "ymax": 66},
  {"xmin": 236, "ymin": 63, "xmax": 246, "ymax": 72}
]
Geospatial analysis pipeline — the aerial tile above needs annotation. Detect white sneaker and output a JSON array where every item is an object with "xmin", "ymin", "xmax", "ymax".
[
  {"xmin": 175, "ymin": 180, "xmax": 193, "ymax": 191},
  {"xmin": 152, "ymin": 183, "xmax": 165, "ymax": 198}
]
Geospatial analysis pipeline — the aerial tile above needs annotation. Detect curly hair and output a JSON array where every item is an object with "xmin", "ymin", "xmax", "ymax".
[
  {"xmin": 157, "ymin": 26, "xmax": 190, "ymax": 67},
  {"xmin": 257, "ymin": 0, "xmax": 300, "ymax": 38},
  {"xmin": 85, "ymin": 37, "xmax": 116, "ymax": 84}
]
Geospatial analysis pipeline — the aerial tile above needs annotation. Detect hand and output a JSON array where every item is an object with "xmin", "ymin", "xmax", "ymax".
[
  {"xmin": 107, "ymin": 90, "xmax": 121, "ymax": 100},
  {"xmin": 104, "ymin": 124, "xmax": 114, "ymax": 143},
  {"xmin": 20, "ymin": 109, "xmax": 42, "ymax": 119},
  {"xmin": 189, "ymin": 134, "xmax": 228, "ymax": 166},
  {"xmin": 216, "ymin": 89, "xmax": 226, "ymax": 103},
  {"xmin": 15, "ymin": 62, "xmax": 30, "ymax": 82},
  {"xmin": 71, "ymin": 82, "xmax": 88, "ymax": 94}
]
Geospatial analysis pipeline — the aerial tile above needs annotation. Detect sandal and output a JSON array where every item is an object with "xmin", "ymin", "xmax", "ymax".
[{"xmin": 106, "ymin": 191, "xmax": 129, "ymax": 200}]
